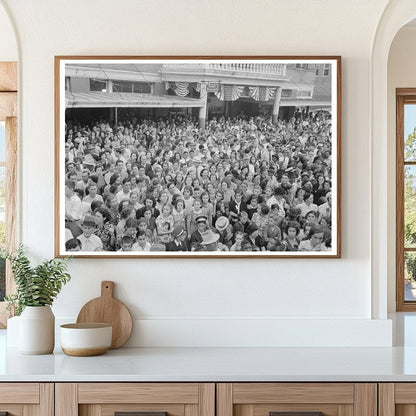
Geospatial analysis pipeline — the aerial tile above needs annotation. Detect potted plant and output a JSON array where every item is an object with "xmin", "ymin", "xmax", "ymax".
[{"xmin": 4, "ymin": 246, "xmax": 71, "ymax": 354}]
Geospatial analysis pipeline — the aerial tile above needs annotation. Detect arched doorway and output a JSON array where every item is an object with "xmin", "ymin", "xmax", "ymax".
[{"xmin": 371, "ymin": 1, "xmax": 416, "ymax": 318}]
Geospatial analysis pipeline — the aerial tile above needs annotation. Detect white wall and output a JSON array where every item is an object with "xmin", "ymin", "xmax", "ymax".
[
  {"xmin": 0, "ymin": 3, "xmax": 16, "ymax": 61},
  {"xmin": 387, "ymin": 26, "xmax": 416, "ymax": 312},
  {"xmin": 0, "ymin": 0, "xmax": 394, "ymax": 347}
]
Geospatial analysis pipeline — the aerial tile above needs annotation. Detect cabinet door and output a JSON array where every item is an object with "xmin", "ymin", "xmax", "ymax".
[
  {"xmin": 217, "ymin": 383, "xmax": 377, "ymax": 416},
  {"xmin": 56, "ymin": 383, "xmax": 215, "ymax": 416},
  {"xmin": 0, "ymin": 383, "xmax": 53, "ymax": 416},
  {"xmin": 379, "ymin": 383, "xmax": 416, "ymax": 416}
]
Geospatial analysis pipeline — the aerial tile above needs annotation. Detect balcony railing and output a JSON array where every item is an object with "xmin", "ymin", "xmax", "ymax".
[
  {"xmin": 208, "ymin": 63, "xmax": 286, "ymax": 77},
  {"xmin": 162, "ymin": 63, "xmax": 287, "ymax": 77}
]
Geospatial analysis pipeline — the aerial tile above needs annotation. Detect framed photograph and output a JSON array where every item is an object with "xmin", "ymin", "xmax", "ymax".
[{"xmin": 55, "ymin": 56, "xmax": 341, "ymax": 258}]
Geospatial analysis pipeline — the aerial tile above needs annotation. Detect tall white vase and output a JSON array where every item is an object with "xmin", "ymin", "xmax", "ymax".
[{"xmin": 19, "ymin": 306, "xmax": 55, "ymax": 354}]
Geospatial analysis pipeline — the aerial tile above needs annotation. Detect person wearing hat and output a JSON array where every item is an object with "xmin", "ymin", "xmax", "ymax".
[
  {"xmin": 214, "ymin": 216, "xmax": 234, "ymax": 249},
  {"xmin": 78, "ymin": 215, "xmax": 103, "ymax": 252},
  {"xmin": 71, "ymin": 136, "xmax": 84, "ymax": 157},
  {"xmin": 196, "ymin": 229, "xmax": 227, "ymax": 252},
  {"xmin": 65, "ymin": 161, "xmax": 77, "ymax": 177},
  {"xmin": 83, "ymin": 145, "xmax": 97, "ymax": 170},
  {"xmin": 166, "ymin": 225, "xmax": 189, "ymax": 252},
  {"xmin": 215, "ymin": 216, "xmax": 229, "ymax": 234},
  {"xmin": 197, "ymin": 230, "xmax": 220, "ymax": 252},
  {"xmin": 189, "ymin": 214, "xmax": 209, "ymax": 251}
]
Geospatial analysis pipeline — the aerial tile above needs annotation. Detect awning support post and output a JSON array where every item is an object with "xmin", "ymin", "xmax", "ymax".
[
  {"xmin": 272, "ymin": 87, "xmax": 282, "ymax": 124},
  {"xmin": 199, "ymin": 82, "xmax": 207, "ymax": 132}
]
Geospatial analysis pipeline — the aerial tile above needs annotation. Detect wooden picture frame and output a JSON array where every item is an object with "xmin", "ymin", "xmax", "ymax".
[{"xmin": 55, "ymin": 56, "xmax": 341, "ymax": 258}]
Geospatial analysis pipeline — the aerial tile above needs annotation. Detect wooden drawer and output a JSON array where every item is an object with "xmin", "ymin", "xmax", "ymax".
[
  {"xmin": 217, "ymin": 383, "xmax": 377, "ymax": 416},
  {"xmin": 0, "ymin": 383, "xmax": 53, "ymax": 415},
  {"xmin": 56, "ymin": 383, "xmax": 215, "ymax": 416}
]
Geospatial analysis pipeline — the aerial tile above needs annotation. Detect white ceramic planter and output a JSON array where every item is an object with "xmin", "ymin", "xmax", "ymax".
[{"xmin": 19, "ymin": 306, "xmax": 55, "ymax": 354}]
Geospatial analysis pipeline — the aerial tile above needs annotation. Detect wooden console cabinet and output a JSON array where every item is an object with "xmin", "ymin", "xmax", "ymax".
[{"xmin": 5, "ymin": 381, "xmax": 416, "ymax": 416}]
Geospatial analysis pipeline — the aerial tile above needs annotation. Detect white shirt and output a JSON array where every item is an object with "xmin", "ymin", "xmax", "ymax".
[
  {"xmin": 66, "ymin": 194, "xmax": 82, "ymax": 221},
  {"xmin": 80, "ymin": 201, "xmax": 92, "ymax": 221},
  {"xmin": 318, "ymin": 202, "xmax": 332, "ymax": 217},
  {"xmin": 132, "ymin": 242, "xmax": 151, "ymax": 251},
  {"xmin": 297, "ymin": 202, "xmax": 318, "ymax": 218},
  {"xmin": 299, "ymin": 240, "xmax": 328, "ymax": 252},
  {"xmin": 116, "ymin": 190, "xmax": 131, "ymax": 203},
  {"xmin": 65, "ymin": 228, "xmax": 74, "ymax": 242},
  {"xmin": 78, "ymin": 234, "xmax": 103, "ymax": 252}
]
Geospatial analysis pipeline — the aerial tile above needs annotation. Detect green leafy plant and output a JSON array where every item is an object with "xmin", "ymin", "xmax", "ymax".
[{"xmin": 3, "ymin": 246, "xmax": 71, "ymax": 316}]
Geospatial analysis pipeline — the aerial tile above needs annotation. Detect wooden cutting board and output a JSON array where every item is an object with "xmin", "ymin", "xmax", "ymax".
[{"xmin": 76, "ymin": 281, "xmax": 133, "ymax": 349}]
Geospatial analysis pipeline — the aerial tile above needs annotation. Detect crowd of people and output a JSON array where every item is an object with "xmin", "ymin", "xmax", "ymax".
[{"xmin": 64, "ymin": 111, "xmax": 334, "ymax": 253}]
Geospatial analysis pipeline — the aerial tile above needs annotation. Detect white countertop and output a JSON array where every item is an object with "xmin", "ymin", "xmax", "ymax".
[
  {"xmin": 2, "ymin": 346, "xmax": 416, "ymax": 382},
  {"xmin": 3, "ymin": 313, "xmax": 416, "ymax": 382}
]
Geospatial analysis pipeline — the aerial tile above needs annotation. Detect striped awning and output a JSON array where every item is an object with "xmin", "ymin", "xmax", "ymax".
[{"xmin": 65, "ymin": 91, "xmax": 204, "ymax": 109}]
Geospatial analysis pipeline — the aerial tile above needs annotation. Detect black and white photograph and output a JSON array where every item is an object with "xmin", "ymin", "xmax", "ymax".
[{"xmin": 55, "ymin": 57, "xmax": 341, "ymax": 257}]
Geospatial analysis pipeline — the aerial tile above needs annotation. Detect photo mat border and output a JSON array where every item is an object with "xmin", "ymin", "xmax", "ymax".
[{"xmin": 54, "ymin": 55, "xmax": 341, "ymax": 258}]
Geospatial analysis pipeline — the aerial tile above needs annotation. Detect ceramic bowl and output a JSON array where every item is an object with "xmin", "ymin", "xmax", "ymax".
[{"xmin": 60, "ymin": 323, "xmax": 112, "ymax": 356}]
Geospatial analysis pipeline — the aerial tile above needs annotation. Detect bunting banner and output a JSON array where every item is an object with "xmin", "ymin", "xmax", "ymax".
[
  {"xmin": 248, "ymin": 86, "xmax": 259, "ymax": 101},
  {"xmin": 166, "ymin": 82, "xmax": 202, "ymax": 97},
  {"xmin": 263, "ymin": 86, "xmax": 276, "ymax": 101},
  {"xmin": 206, "ymin": 82, "xmax": 219, "ymax": 92},
  {"xmin": 166, "ymin": 82, "xmax": 276, "ymax": 101},
  {"xmin": 172, "ymin": 82, "xmax": 190, "ymax": 97},
  {"xmin": 249, "ymin": 86, "xmax": 277, "ymax": 101},
  {"xmin": 215, "ymin": 85, "xmax": 244, "ymax": 101}
]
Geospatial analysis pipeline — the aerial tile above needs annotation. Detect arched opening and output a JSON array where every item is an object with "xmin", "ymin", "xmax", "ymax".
[
  {"xmin": 371, "ymin": 1, "xmax": 416, "ymax": 321},
  {"xmin": 388, "ymin": 21, "xmax": 416, "ymax": 313}
]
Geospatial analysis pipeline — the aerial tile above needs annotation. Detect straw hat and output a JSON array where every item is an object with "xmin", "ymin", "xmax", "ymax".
[
  {"xmin": 200, "ymin": 230, "xmax": 220, "ymax": 245},
  {"xmin": 215, "ymin": 216, "xmax": 229, "ymax": 232}
]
